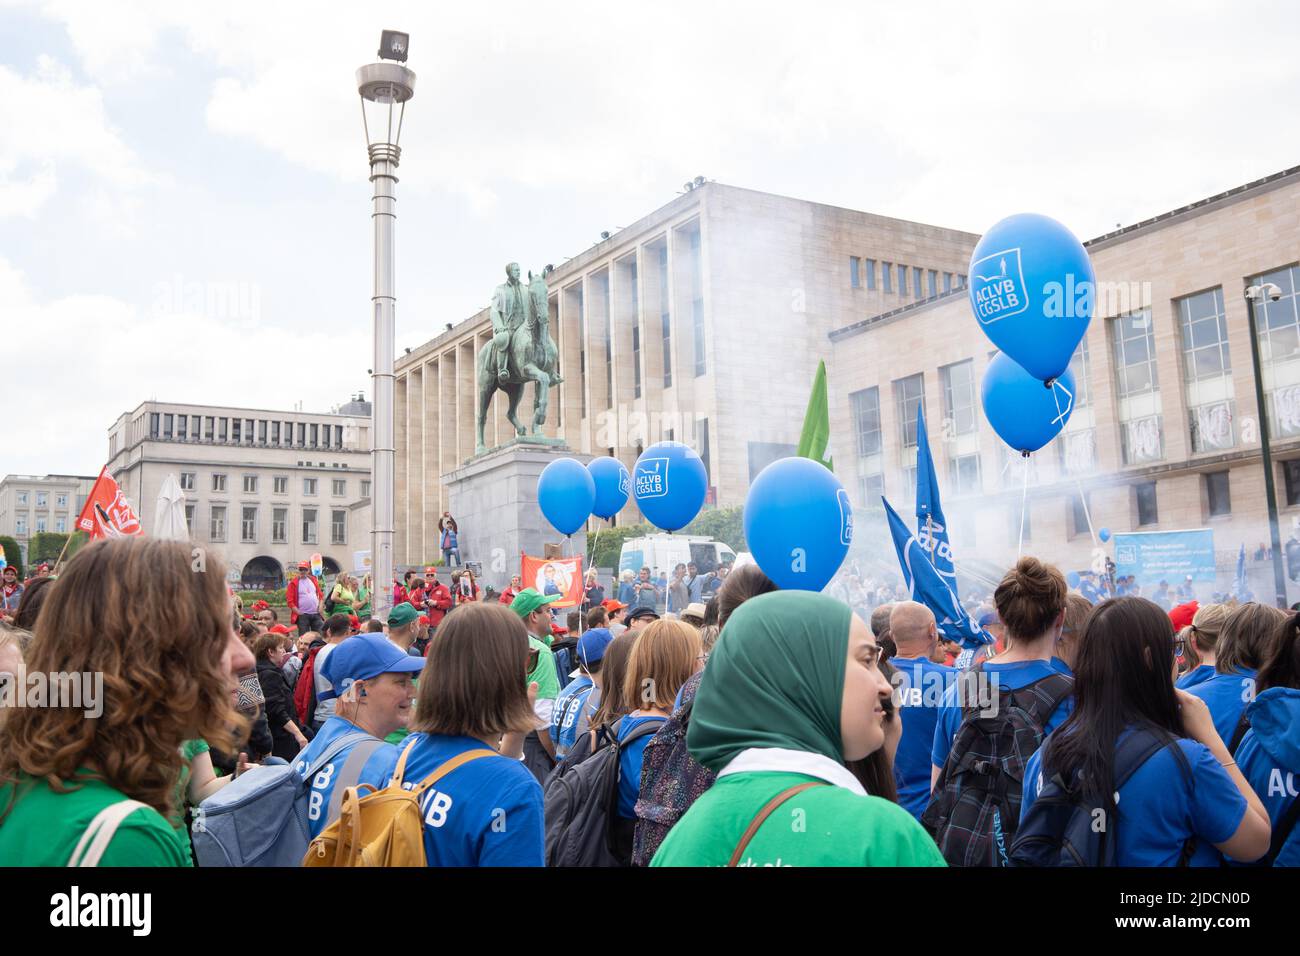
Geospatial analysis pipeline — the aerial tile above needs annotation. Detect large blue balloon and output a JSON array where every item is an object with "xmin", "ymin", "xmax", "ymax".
[
  {"xmin": 981, "ymin": 351, "xmax": 1076, "ymax": 453},
  {"xmin": 744, "ymin": 457, "xmax": 853, "ymax": 592},
  {"xmin": 968, "ymin": 213, "xmax": 1094, "ymax": 382},
  {"xmin": 588, "ymin": 456, "xmax": 631, "ymax": 520},
  {"xmin": 537, "ymin": 457, "xmax": 595, "ymax": 536},
  {"xmin": 1099, "ymin": 527, "xmax": 1111, "ymax": 543},
  {"xmin": 632, "ymin": 442, "xmax": 707, "ymax": 532}
]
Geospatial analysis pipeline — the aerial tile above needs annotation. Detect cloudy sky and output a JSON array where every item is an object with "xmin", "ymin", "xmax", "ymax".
[{"xmin": 3, "ymin": 0, "xmax": 1298, "ymax": 476}]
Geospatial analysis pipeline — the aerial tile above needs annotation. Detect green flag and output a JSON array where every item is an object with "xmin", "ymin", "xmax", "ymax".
[{"xmin": 797, "ymin": 359, "xmax": 833, "ymax": 471}]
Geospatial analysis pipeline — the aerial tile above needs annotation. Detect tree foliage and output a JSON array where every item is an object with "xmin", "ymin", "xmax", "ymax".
[
  {"xmin": 0, "ymin": 535, "xmax": 22, "ymax": 579},
  {"xmin": 586, "ymin": 506, "xmax": 746, "ymax": 569}
]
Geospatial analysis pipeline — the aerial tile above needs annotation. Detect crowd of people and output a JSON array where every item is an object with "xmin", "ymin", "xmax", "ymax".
[{"xmin": 0, "ymin": 535, "xmax": 1296, "ymax": 868}]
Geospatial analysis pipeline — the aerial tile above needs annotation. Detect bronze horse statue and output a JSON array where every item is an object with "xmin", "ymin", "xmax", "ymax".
[{"xmin": 475, "ymin": 269, "xmax": 562, "ymax": 455}]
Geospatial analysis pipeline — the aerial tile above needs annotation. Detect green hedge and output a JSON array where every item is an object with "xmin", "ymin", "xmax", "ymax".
[
  {"xmin": 587, "ymin": 506, "xmax": 746, "ymax": 569},
  {"xmin": 237, "ymin": 588, "xmax": 287, "ymax": 606}
]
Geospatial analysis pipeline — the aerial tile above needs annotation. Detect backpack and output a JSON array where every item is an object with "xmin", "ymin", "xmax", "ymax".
[
  {"xmin": 631, "ymin": 688, "xmax": 717, "ymax": 867},
  {"xmin": 550, "ymin": 638, "xmax": 578, "ymax": 691},
  {"xmin": 303, "ymin": 737, "xmax": 494, "ymax": 867},
  {"xmin": 1008, "ymin": 728, "xmax": 1193, "ymax": 866},
  {"xmin": 543, "ymin": 719, "xmax": 663, "ymax": 867},
  {"xmin": 294, "ymin": 642, "xmax": 325, "ymax": 726},
  {"xmin": 921, "ymin": 667, "xmax": 1073, "ymax": 867},
  {"xmin": 191, "ymin": 730, "xmax": 372, "ymax": 867}
]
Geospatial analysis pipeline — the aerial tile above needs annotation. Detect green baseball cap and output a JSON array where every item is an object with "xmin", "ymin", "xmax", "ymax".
[
  {"xmin": 510, "ymin": 587, "xmax": 563, "ymax": 618},
  {"xmin": 388, "ymin": 602, "xmax": 419, "ymax": 627}
]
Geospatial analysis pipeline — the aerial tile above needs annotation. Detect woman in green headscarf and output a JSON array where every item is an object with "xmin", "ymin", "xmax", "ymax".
[{"xmin": 651, "ymin": 590, "xmax": 944, "ymax": 867}]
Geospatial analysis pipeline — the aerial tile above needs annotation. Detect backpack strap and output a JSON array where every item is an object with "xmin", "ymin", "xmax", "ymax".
[
  {"xmin": 1015, "ymin": 673, "xmax": 1075, "ymax": 730},
  {"xmin": 727, "ymin": 782, "xmax": 827, "ymax": 867},
  {"xmin": 1264, "ymin": 794, "xmax": 1300, "ymax": 867},
  {"xmin": 408, "ymin": 748, "xmax": 498, "ymax": 799},
  {"xmin": 68, "ymin": 799, "xmax": 149, "ymax": 867},
  {"xmin": 1227, "ymin": 711, "xmax": 1252, "ymax": 756},
  {"xmin": 327, "ymin": 738, "xmax": 386, "ymax": 823},
  {"xmin": 303, "ymin": 730, "xmax": 374, "ymax": 783}
]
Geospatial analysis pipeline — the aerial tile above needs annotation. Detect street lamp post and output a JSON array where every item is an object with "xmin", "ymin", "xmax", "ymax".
[
  {"xmin": 1244, "ymin": 281, "xmax": 1287, "ymax": 608},
  {"xmin": 357, "ymin": 32, "xmax": 415, "ymax": 616}
]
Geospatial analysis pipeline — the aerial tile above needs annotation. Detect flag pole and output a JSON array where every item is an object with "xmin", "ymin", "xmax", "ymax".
[{"xmin": 51, "ymin": 533, "xmax": 75, "ymax": 575}]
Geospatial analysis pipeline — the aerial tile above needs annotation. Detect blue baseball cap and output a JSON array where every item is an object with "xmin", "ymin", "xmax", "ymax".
[
  {"xmin": 319, "ymin": 634, "xmax": 425, "ymax": 701},
  {"xmin": 975, "ymin": 607, "xmax": 1001, "ymax": 628},
  {"xmin": 577, "ymin": 627, "xmax": 614, "ymax": 670}
]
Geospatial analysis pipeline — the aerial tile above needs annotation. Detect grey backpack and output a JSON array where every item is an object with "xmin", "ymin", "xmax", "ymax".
[{"xmin": 191, "ymin": 730, "xmax": 379, "ymax": 867}]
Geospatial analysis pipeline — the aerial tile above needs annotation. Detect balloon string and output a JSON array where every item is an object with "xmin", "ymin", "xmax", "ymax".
[
  {"xmin": 1073, "ymin": 475, "xmax": 1098, "ymax": 545},
  {"xmin": 1017, "ymin": 457, "xmax": 1031, "ymax": 560}
]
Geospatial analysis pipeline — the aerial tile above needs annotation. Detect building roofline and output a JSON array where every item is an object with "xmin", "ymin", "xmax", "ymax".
[
  {"xmin": 114, "ymin": 400, "xmax": 366, "ymax": 424},
  {"xmin": 829, "ymin": 164, "xmax": 1300, "ymax": 341}
]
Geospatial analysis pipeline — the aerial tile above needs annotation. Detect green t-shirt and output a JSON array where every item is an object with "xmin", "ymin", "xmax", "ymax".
[
  {"xmin": 170, "ymin": 739, "xmax": 210, "ymax": 830},
  {"xmin": 527, "ymin": 636, "xmax": 560, "ymax": 701},
  {"xmin": 650, "ymin": 771, "xmax": 946, "ymax": 868},
  {"xmin": 0, "ymin": 773, "xmax": 192, "ymax": 867}
]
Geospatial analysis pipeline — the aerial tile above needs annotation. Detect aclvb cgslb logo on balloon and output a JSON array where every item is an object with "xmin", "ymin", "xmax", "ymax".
[
  {"xmin": 635, "ymin": 458, "xmax": 669, "ymax": 498},
  {"xmin": 837, "ymin": 489, "xmax": 854, "ymax": 547},
  {"xmin": 971, "ymin": 247, "xmax": 1028, "ymax": 324}
]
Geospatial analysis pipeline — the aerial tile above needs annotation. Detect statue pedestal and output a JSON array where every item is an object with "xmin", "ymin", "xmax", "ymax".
[{"xmin": 442, "ymin": 443, "xmax": 591, "ymax": 591}]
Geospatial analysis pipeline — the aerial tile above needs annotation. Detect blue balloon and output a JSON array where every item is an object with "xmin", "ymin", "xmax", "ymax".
[
  {"xmin": 744, "ymin": 457, "xmax": 853, "ymax": 592},
  {"xmin": 982, "ymin": 351, "xmax": 1076, "ymax": 454},
  {"xmin": 1066, "ymin": 571, "xmax": 1082, "ymax": 589},
  {"xmin": 968, "ymin": 213, "xmax": 1095, "ymax": 382},
  {"xmin": 632, "ymin": 442, "xmax": 707, "ymax": 532},
  {"xmin": 588, "ymin": 456, "xmax": 631, "ymax": 520},
  {"xmin": 537, "ymin": 457, "xmax": 595, "ymax": 536},
  {"xmin": 1099, "ymin": 527, "xmax": 1111, "ymax": 543}
]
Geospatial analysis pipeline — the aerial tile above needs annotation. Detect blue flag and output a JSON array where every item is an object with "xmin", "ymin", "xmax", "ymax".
[
  {"xmin": 914, "ymin": 405, "xmax": 955, "ymax": 588},
  {"xmin": 1234, "ymin": 543, "xmax": 1248, "ymax": 601},
  {"xmin": 883, "ymin": 496, "xmax": 991, "ymax": 648}
]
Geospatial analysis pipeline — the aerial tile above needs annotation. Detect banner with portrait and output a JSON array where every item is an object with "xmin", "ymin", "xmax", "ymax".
[{"xmin": 521, "ymin": 553, "xmax": 584, "ymax": 609}]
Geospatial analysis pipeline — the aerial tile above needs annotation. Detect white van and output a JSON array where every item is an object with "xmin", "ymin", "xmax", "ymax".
[{"xmin": 617, "ymin": 534, "xmax": 736, "ymax": 580}]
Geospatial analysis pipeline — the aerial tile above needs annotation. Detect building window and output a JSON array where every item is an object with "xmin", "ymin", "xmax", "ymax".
[
  {"xmin": 928, "ymin": 270, "xmax": 938, "ymax": 298},
  {"xmin": 882, "ymin": 261, "xmax": 893, "ymax": 294},
  {"xmin": 1286, "ymin": 460, "xmax": 1300, "ymax": 507},
  {"xmin": 163, "ymin": 414, "xmax": 173, "ymax": 439},
  {"xmin": 949, "ymin": 455, "xmax": 982, "ymax": 496},
  {"xmin": 1206, "ymin": 471, "xmax": 1231, "ymax": 517},
  {"xmin": 944, "ymin": 272, "xmax": 953, "ymax": 293},
  {"xmin": 56, "ymin": 493, "xmax": 67, "ymax": 508},
  {"xmin": 274, "ymin": 476, "xmax": 287, "ymax": 495},
  {"xmin": 331, "ymin": 510, "xmax": 347, "ymax": 545},
  {"xmin": 332, "ymin": 479, "xmax": 346, "ymax": 497},
  {"xmin": 859, "ymin": 473, "xmax": 884, "ymax": 505},
  {"xmin": 14, "ymin": 517, "xmax": 25, "ymax": 535},
  {"xmin": 203, "ymin": 417, "xmax": 214, "ymax": 440},
  {"xmin": 271, "ymin": 421, "xmax": 280, "ymax": 444},
  {"xmin": 36, "ymin": 492, "xmax": 47, "ymax": 508},
  {"xmin": 243, "ymin": 475, "xmax": 257, "ymax": 494},
  {"xmin": 626, "ymin": 254, "xmax": 642, "ymax": 400},
  {"xmin": 361, "ymin": 480, "xmax": 372, "ymax": 498},
  {"xmin": 177, "ymin": 416, "xmax": 187, "ymax": 441},
  {"xmin": 218, "ymin": 418, "xmax": 228, "ymax": 441},
  {"xmin": 1112, "ymin": 309, "xmax": 1164, "ymax": 464},
  {"xmin": 958, "ymin": 274, "xmax": 967, "ymax": 287},
  {"xmin": 1070, "ymin": 492, "xmax": 1091, "ymax": 537},
  {"xmin": 309, "ymin": 423, "xmax": 318, "ymax": 447},
  {"xmin": 16, "ymin": 491, "xmax": 27, "ymax": 505},
  {"xmin": 897, "ymin": 264, "xmax": 908, "ymax": 296},
  {"xmin": 184, "ymin": 503, "xmax": 195, "ymax": 534},
  {"xmin": 572, "ymin": 281, "xmax": 587, "ymax": 418},
  {"xmin": 1251, "ymin": 264, "xmax": 1300, "ymax": 438},
  {"xmin": 231, "ymin": 419, "xmax": 241, "ymax": 443},
  {"xmin": 302, "ymin": 508, "xmax": 318, "ymax": 545},
  {"xmin": 850, "ymin": 256, "xmax": 861, "ymax": 289},
  {"xmin": 335, "ymin": 425, "xmax": 343, "ymax": 448},
  {"xmin": 212, "ymin": 474, "xmax": 227, "ymax": 493},
  {"xmin": 1178, "ymin": 287, "xmax": 1234, "ymax": 452},
  {"xmin": 149, "ymin": 413, "xmax": 160, "ymax": 438},
  {"xmin": 941, "ymin": 360, "xmax": 978, "ymax": 437},
  {"xmin": 850, "ymin": 387, "xmax": 883, "ymax": 498},
  {"xmin": 35, "ymin": 517, "xmax": 46, "ymax": 533},
  {"xmin": 180, "ymin": 472, "xmax": 195, "ymax": 491},
  {"xmin": 55, "ymin": 517, "xmax": 66, "ymax": 533},
  {"xmin": 596, "ymin": 272, "xmax": 613, "ymax": 405},
  {"xmin": 1136, "ymin": 481, "xmax": 1159, "ymax": 526},
  {"xmin": 297, "ymin": 423, "xmax": 306, "ymax": 445},
  {"xmin": 690, "ymin": 228, "xmax": 705, "ymax": 377},
  {"xmin": 864, "ymin": 259, "xmax": 877, "ymax": 291},
  {"xmin": 658, "ymin": 245, "xmax": 672, "ymax": 388},
  {"xmin": 913, "ymin": 266, "xmax": 923, "ymax": 298},
  {"xmin": 210, "ymin": 506, "xmax": 226, "ymax": 542},
  {"xmin": 272, "ymin": 507, "xmax": 287, "ymax": 543},
  {"xmin": 304, "ymin": 478, "xmax": 317, "ymax": 496},
  {"xmin": 894, "ymin": 374, "xmax": 925, "ymax": 449},
  {"xmin": 241, "ymin": 506, "xmax": 257, "ymax": 542}
]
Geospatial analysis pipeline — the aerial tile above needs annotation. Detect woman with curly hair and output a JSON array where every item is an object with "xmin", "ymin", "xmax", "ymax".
[{"xmin": 0, "ymin": 537, "xmax": 255, "ymax": 866}]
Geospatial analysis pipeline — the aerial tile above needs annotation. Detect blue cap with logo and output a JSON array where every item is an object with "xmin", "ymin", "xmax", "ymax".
[
  {"xmin": 318, "ymin": 634, "xmax": 425, "ymax": 701},
  {"xmin": 577, "ymin": 627, "xmax": 614, "ymax": 669}
]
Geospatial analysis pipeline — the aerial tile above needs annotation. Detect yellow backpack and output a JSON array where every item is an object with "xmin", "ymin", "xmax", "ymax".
[{"xmin": 302, "ymin": 738, "xmax": 496, "ymax": 867}]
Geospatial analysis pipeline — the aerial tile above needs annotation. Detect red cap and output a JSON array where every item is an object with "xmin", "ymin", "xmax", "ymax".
[
  {"xmin": 602, "ymin": 599, "xmax": 627, "ymax": 612},
  {"xmin": 551, "ymin": 623, "xmax": 569, "ymax": 636},
  {"xmin": 1169, "ymin": 601, "xmax": 1198, "ymax": 632},
  {"xmin": 419, "ymin": 615, "xmax": 431, "ymax": 626},
  {"xmin": 269, "ymin": 624, "xmax": 293, "ymax": 635}
]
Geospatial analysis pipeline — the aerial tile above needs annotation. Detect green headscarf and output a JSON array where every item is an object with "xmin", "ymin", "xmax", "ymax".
[{"xmin": 687, "ymin": 590, "xmax": 852, "ymax": 772}]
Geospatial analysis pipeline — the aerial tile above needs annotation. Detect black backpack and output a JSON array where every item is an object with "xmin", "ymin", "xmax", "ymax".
[
  {"xmin": 550, "ymin": 638, "xmax": 578, "ymax": 692},
  {"xmin": 543, "ymin": 719, "xmax": 663, "ymax": 867},
  {"xmin": 921, "ymin": 667, "xmax": 1074, "ymax": 867},
  {"xmin": 1008, "ymin": 728, "xmax": 1193, "ymax": 867}
]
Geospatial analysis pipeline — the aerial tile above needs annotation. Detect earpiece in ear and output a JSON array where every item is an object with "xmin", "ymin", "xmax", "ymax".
[{"xmin": 359, "ymin": 687, "xmax": 367, "ymax": 698}]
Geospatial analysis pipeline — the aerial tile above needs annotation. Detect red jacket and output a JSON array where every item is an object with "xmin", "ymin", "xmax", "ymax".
[
  {"xmin": 425, "ymin": 583, "xmax": 453, "ymax": 627},
  {"xmin": 499, "ymin": 587, "xmax": 517, "ymax": 606},
  {"xmin": 285, "ymin": 575, "xmax": 324, "ymax": 625}
]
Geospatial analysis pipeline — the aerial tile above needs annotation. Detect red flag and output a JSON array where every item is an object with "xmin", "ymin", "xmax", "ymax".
[
  {"xmin": 75, "ymin": 466, "xmax": 143, "ymax": 540},
  {"xmin": 520, "ymin": 554, "xmax": 584, "ymax": 609}
]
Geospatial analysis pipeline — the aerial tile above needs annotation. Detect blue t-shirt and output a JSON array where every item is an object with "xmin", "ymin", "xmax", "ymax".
[
  {"xmin": 1049, "ymin": 656, "xmax": 1073, "ymax": 676},
  {"xmin": 292, "ymin": 716, "xmax": 402, "ymax": 838},
  {"xmin": 890, "ymin": 655, "xmax": 957, "ymax": 819},
  {"xmin": 1187, "ymin": 668, "xmax": 1257, "ymax": 744},
  {"xmin": 1022, "ymin": 729, "xmax": 1247, "ymax": 866},
  {"xmin": 550, "ymin": 676, "xmax": 595, "ymax": 759},
  {"xmin": 1177, "ymin": 664, "xmax": 1216, "ymax": 690},
  {"xmin": 1232, "ymin": 687, "xmax": 1300, "ymax": 867},
  {"xmin": 388, "ymin": 733, "xmax": 543, "ymax": 866},
  {"xmin": 615, "ymin": 714, "xmax": 667, "ymax": 819},
  {"xmin": 931, "ymin": 659, "xmax": 1074, "ymax": 770}
]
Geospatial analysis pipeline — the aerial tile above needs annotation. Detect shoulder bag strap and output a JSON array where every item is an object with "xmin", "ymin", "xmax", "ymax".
[
  {"xmin": 1227, "ymin": 711, "xmax": 1252, "ymax": 757},
  {"xmin": 327, "ymin": 738, "xmax": 387, "ymax": 822},
  {"xmin": 305, "ymin": 730, "xmax": 373, "ymax": 782},
  {"xmin": 727, "ymin": 781, "xmax": 827, "ymax": 867},
  {"xmin": 68, "ymin": 799, "xmax": 149, "ymax": 867},
  {"xmin": 1265, "ymin": 793, "xmax": 1300, "ymax": 866},
  {"xmin": 408, "ymin": 748, "xmax": 498, "ymax": 799}
]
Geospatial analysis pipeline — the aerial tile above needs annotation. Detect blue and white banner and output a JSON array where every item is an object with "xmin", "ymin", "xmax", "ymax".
[
  {"xmin": 914, "ymin": 406, "xmax": 955, "ymax": 587},
  {"xmin": 1112, "ymin": 529, "xmax": 1216, "ymax": 590}
]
